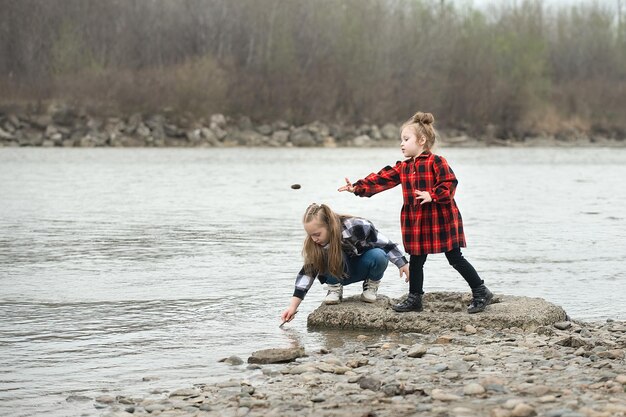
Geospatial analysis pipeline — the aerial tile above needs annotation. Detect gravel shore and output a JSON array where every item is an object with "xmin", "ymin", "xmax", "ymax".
[{"xmin": 99, "ymin": 317, "xmax": 626, "ymax": 417}]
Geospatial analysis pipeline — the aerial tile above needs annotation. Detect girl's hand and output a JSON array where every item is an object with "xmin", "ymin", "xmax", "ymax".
[
  {"xmin": 399, "ymin": 264, "xmax": 410, "ymax": 283},
  {"xmin": 415, "ymin": 190, "xmax": 432, "ymax": 204},
  {"xmin": 280, "ymin": 297, "xmax": 302, "ymax": 327},
  {"xmin": 281, "ymin": 307, "xmax": 297, "ymax": 323},
  {"xmin": 337, "ymin": 177, "xmax": 355, "ymax": 193}
]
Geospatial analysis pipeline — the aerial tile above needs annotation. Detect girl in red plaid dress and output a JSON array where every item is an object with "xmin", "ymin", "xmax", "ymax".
[{"xmin": 338, "ymin": 111, "xmax": 493, "ymax": 314}]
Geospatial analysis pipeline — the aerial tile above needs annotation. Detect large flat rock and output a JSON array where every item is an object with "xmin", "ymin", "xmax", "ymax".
[
  {"xmin": 248, "ymin": 347, "xmax": 306, "ymax": 364},
  {"xmin": 307, "ymin": 292, "xmax": 568, "ymax": 332}
]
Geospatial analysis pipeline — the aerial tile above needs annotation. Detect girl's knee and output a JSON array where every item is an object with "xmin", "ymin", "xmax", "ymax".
[
  {"xmin": 373, "ymin": 247, "xmax": 387, "ymax": 258},
  {"xmin": 323, "ymin": 275, "xmax": 341, "ymax": 285},
  {"xmin": 445, "ymin": 248, "xmax": 464, "ymax": 266},
  {"xmin": 368, "ymin": 248, "xmax": 387, "ymax": 265},
  {"xmin": 365, "ymin": 249, "xmax": 388, "ymax": 278}
]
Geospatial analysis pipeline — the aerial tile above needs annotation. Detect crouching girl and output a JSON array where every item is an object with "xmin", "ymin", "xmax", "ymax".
[{"xmin": 280, "ymin": 203, "xmax": 409, "ymax": 324}]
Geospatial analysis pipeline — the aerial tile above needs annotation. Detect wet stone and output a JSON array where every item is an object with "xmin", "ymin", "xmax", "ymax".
[
  {"xmin": 169, "ymin": 388, "xmax": 201, "ymax": 397},
  {"xmin": 544, "ymin": 409, "xmax": 573, "ymax": 417},
  {"xmin": 407, "ymin": 345, "xmax": 428, "ymax": 358},
  {"xmin": 358, "ymin": 376, "xmax": 382, "ymax": 391},
  {"xmin": 554, "ymin": 322, "xmax": 572, "ymax": 330},
  {"xmin": 463, "ymin": 382, "xmax": 486, "ymax": 395},
  {"xmin": 66, "ymin": 395, "xmax": 92, "ymax": 403},
  {"xmin": 95, "ymin": 395, "xmax": 116, "ymax": 404},
  {"xmin": 248, "ymin": 347, "xmax": 305, "ymax": 364},
  {"xmin": 222, "ymin": 355, "xmax": 244, "ymax": 365},
  {"xmin": 511, "ymin": 403, "xmax": 536, "ymax": 416}
]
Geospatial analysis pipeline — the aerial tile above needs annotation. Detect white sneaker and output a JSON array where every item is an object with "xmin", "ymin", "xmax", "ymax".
[
  {"xmin": 361, "ymin": 279, "xmax": 380, "ymax": 303},
  {"xmin": 324, "ymin": 284, "xmax": 343, "ymax": 304}
]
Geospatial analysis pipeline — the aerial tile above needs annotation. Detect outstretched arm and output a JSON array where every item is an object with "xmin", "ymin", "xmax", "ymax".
[
  {"xmin": 281, "ymin": 266, "xmax": 315, "ymax": 323},
  {"xmin": 338, "ymin": 162, "xmax": 402, "ymax": 197}
]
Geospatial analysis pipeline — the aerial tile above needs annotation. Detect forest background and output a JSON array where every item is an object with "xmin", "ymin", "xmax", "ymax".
[{"xmin": 1, "ymin": 0, "xmax": 624, "ymax": 138}]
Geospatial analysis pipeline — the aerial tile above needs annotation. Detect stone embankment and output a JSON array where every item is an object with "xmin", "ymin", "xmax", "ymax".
[
  {"xmin": 98, "ymin": 293, "xmax": 626, "ymax": 417},
  {"xmin": 1, "ymin": 104, "xmax": 624, "ymax": 148}
]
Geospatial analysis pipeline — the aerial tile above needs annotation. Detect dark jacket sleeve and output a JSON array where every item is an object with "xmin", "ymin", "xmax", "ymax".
[{"xmin": 292, "ymin": 266, "xmax": 318, "ymax": 300}]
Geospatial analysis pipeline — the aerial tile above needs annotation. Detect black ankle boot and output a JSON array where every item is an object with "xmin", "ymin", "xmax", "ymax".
[
  {"xmin": 467, "ymin": 284, "xmax": 493, "ymax": 314},
  {"xmin": 392, "ymin": 293, "xmax": 423, "ymax": 312}
]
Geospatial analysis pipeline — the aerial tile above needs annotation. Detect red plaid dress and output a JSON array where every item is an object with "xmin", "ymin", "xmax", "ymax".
[{"xmin": 353, "ymin": 151, "xmax": 466, "ymax": 255}]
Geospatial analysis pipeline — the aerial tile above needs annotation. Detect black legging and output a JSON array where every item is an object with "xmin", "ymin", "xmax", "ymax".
[{"xmin": 409, "ymin": 247, "xmax": 483, "ymax": 294}]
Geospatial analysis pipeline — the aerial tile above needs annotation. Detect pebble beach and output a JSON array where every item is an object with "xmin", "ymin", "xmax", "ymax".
[{"xmin": 98, "ymin": 317, "xmax": 626, "ymax": 417}]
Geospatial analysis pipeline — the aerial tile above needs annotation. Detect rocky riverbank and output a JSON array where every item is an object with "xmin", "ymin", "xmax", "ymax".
[
  {"xmin": 97, "ymin": 294, "xmax": 626, "ymax": 417},
  {"xmin": 1, "ymin": 105, "xmax": 624, "ymax": 148}
]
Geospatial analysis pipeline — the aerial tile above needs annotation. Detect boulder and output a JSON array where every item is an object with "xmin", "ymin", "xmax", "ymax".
[
  {"xmin": 248, "ymin": 347, "xmax": 305, "ymax": 364},
  {"xmin": 352, "ymin": 134, "xmax": 372, "ymax": 147},
  {"xmin": 380, "ymin": 123, "xmax": 398, "ymax": 140},
  {"xmin": 307, "ymin": 292, "xmax": 568, "ymax": 332},
  {"xmin": 289, "ymin": 128, "xmax": 317, "ymax": 147}
]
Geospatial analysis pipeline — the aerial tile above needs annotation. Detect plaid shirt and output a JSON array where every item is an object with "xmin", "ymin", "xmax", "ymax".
[
  {"xmin": 353, "ymin": 151, "xmax": 466, "ymax": 255},
  {"xmin": 293, "ymin": 217, "xmax": 408, "ymax": 300}
]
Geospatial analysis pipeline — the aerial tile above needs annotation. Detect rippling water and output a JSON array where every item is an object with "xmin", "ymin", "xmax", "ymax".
[{"xmin": 1, "ymin": 147, "xmax": 625, "ymax": 416}]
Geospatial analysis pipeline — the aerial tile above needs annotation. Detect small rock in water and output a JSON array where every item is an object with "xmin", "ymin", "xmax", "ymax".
[
  {"xmin": 169, "ymin": 388, "xmax": 201, "ymax": 397},
  {"xmin": 117, "ymin": 396, "xmax": 134, "ymax": 405},
  {"xmin": 66, "ymin": 395, "xmax": 92, "ymax": 403},
  {"xmin": 224, "ymin": 355, "xmax": 244, "ymax": 365},
  {"xmin": 95, "ymin": 395, "xmax": 115, "ymax": 404},
  {"xmin": 291, "ymin": 184, "xmax": 301, "ymax": 189},
  {"xmin": 248, "ymin": 347, "xmax": 305, "ymax": 364}
]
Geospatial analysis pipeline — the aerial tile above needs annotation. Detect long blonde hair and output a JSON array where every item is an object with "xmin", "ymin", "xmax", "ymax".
[
  {"xmin": 302, "ymin": 203, "xmax": 348, "ymax": 279},
  {"xmin": 401, "ymin": 111, "xmax": 437, "ymax": 151}
]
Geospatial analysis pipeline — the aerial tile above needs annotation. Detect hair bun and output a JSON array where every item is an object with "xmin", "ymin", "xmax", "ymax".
[{"xmin": 411, "ymin": 111, "xmax": 435, "ymax": 125}]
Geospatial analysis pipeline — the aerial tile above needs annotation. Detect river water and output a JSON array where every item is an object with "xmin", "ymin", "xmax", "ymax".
[{"xmin": 1, "ymin": 147, "xmax": 625, "ymax": 416}]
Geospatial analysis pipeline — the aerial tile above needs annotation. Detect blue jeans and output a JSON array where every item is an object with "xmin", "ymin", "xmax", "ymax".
[{"xmin": 323, "ymin": 248, "xmax": 389, "ymax": 286}]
